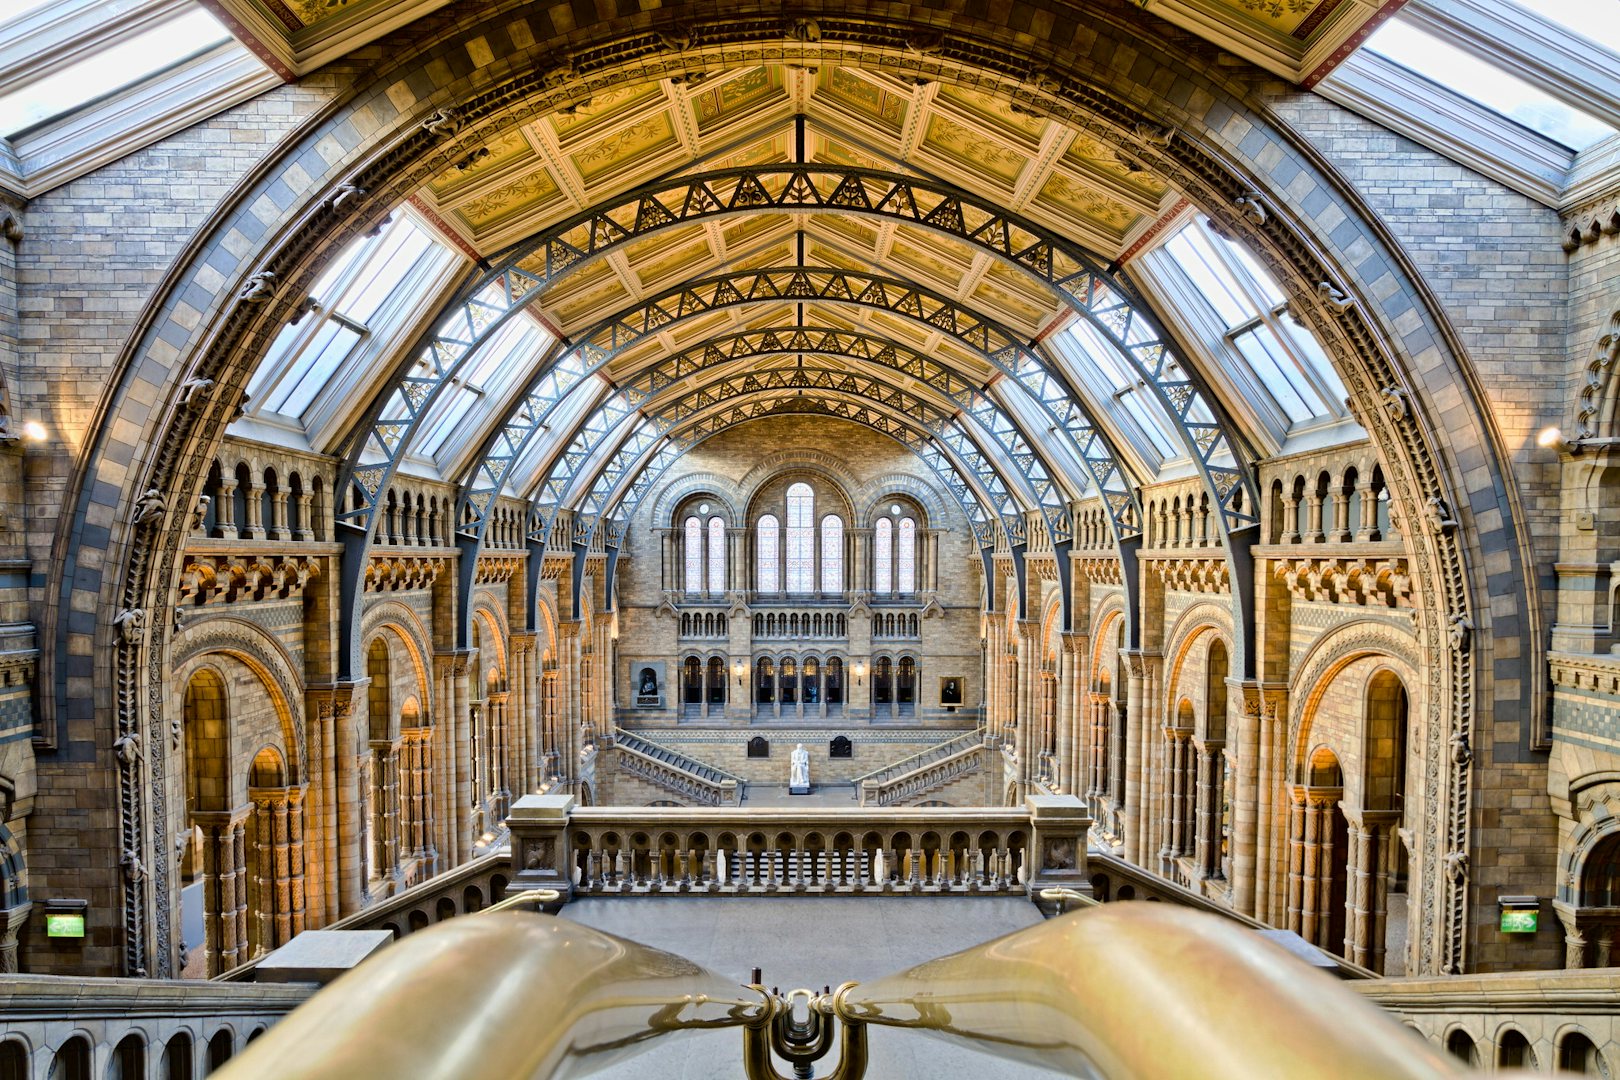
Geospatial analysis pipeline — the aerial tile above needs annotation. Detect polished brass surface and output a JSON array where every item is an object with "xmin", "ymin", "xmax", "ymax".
[
  {"xmin": 214, "ymin": 910, "xmax": 767, "ymax": 1080},
  {"xmin": 836, "ymin": 903, "xmax": 1466, "ymax": 1080},
  {"xmin": 216, "ymin": 900, "xmax": 1469, "ymax": 1080},
  {"xmin": 481, "ymin": 887, "xmax": 562, "ymax": 915},
  {"xmin": 1037, "ymin": 886, "xmax": 1100, "ymax": 913}
]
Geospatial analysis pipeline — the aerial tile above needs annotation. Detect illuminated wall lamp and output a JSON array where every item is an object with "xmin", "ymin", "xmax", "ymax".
[
  {"xmin": 734, "ymin": 660, "xmax": 747, "ymax": 687},
  {"xmin": 854, "ymin": 661, "xmax": 866, "ymax": 686},
  {"xmin": 21, "ymin": 420, "xmax": 46, "ymax": 442}
]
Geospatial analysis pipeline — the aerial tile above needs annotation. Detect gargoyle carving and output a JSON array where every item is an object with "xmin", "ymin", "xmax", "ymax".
[
  {"xmin": 1317, "ymin": 280, "xmax": 1354, "ymax": 311},
  {"xmin": 421, "ymin": 107, "xmax": 463, "ymax": 136},
  {"xmin": 327, "ymin": 182, "xmax": 366, "ymax": 213},
  {"xmin": 131, "ymin": 488, "xmax": 166, "ymax": 529},
  {"xmin": 1448, "ymin": 612, "xmax": 1474, "ymax": 652},
  {"xmin": 1379, "ymin": 385, "xmax": 1408, "ymax": 421},
  {"xmin": 113, "ymin": 607, "xmax": 147, "ymax": 645},
  {"xmin": 236, "ymin": 271, "xmax": 277, "ymax": 304},
  {"xmin": 1234, "ymin": 192, "xmax": 1267, "ymax": 226}
]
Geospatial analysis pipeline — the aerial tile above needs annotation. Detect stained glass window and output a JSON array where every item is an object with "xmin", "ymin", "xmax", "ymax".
[
  {"xmin": 785, "ymin": 483, "xmax": 814, "ymax": 594},
  {"xmin": 684, "ymin": 516, "xmax": 702, "ymax": 596},
  {"xmin": 897, "ymin": 518, "xmax": 917, "ymax": 593},
  {"xmin": 757, "ymin": 515, "xmax": 780, "ymax": 592},
  {"xmin": 820, "ymin": 515, "xmax": 844, "ymax": 593},
  {"xmin": 874, "ymin": 518, "xmax": 893, "ymax": 594},
  {"xmin": 707, "ymin": 517, "xmax": 726, "ymax": 596}
]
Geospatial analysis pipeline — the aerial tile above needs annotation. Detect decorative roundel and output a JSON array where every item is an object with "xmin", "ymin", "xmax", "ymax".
[
  {"xmin": 890, "ymin": 504, "xmax": 902, "ymax": 516},
  {"xmin": 699, "ymin": 502, "xmax": 711, "ymax": 515}
]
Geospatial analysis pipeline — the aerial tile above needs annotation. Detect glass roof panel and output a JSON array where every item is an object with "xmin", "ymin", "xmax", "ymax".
[
  {"xmin": 1508, "ymin": 0, "xmax": 1620, "ymax": 58},
  {"xmin": 0, "ymin": 6, "xmax": 232, "ymax": 136},
  {"xmin": 1364, "ymin": 17, "xmax": 1616, "ymax": 150}
]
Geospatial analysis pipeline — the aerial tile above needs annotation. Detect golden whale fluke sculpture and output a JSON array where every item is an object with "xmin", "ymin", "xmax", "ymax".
[{"xmin": 219, "ymin": 899, "xmax": 1465, "ymax": 1079}]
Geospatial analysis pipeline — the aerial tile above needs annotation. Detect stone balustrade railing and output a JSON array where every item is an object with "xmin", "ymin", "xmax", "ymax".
[
  {"xmin": 613, "ymin": 730, "xmax": 744, "ymax": 805},
  {"xmin": 1355, "ymin": 968, "xmax": 1620, "ymax": 1071},
  {"xmin": 853, "ymin": 729, "xmax": 985, "ymax": 806},
  {"xmin": 0, "ymin": 974, "xmax": 311, "ymax": 1078},
  {"xmin": 504, "ymin": 794, "xmax": 1093, "ymax": 903},
  {"xmin": 217, "ymin": 848, "xmax": 515, "ymax": 981}
]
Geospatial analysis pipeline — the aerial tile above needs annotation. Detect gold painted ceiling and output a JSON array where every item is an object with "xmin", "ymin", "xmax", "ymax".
[
  {"xmin": 405, "ymin": 63, "xmax": 1177, "ymax": 367},
  {"xmin": 212, "ymin": 0, "xmax": 1399, "ymax": 82}
]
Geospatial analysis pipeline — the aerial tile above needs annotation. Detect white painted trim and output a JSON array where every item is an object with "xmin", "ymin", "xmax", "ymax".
[
  {"xmin": 1316, "ymin": 51, "xmax": 1568, "ymax": 207},
  {"xmin": 6, "ymin": 45, "xmax": 279, "ymax": 199}
]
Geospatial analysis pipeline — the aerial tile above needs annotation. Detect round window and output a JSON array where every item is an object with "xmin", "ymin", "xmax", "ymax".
[
  {"xmin": 889, "ymin": 504, "xmax": 902, "ymax": 516},
  {"xmin": 698, "ymin": 502, "xmax": 711, "ymax": 515}
]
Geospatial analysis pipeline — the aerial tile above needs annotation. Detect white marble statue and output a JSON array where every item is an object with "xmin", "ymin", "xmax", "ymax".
[{"xmin": 790, "ymin": 743, "xmax": 810, "ymax": 789}]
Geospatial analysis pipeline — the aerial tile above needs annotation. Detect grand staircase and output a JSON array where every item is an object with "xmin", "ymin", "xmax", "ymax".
[
  {"xmin": 613, "ymin": 730, "xmax": 746, "ymax": 805},
  {"xmin": 852, "ymin": 729, "xmax": 985, "ymax": 805}
]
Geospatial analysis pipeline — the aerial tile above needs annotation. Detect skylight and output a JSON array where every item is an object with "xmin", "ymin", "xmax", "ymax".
[
  {"xmin": 1064, "ymin": 321, "xmax": 1181, "ymax": 461},
  {"xmin": 1141, "ymin": 217, "xmax": 1348, "ymax": 434},
  {"xmin": 0, "ymin": 7, "xmax": 232, "ymax": 137},
  {"xmin": 1364, "ymin": 17, "xmax": 1616, "ymax": 150},
  {"xmin": 1509, "ymin": 0, "xmax": 1620, "ymax": 58}
]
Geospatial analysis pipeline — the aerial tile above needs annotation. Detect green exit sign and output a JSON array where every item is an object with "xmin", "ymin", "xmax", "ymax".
[
  {"xmin": 45, "ymin": 913, "xmax": 84, "ymax": 939},
  {"xmin": 1500, "ymin": 909, "xmax": 1538, "ymax": 934}
]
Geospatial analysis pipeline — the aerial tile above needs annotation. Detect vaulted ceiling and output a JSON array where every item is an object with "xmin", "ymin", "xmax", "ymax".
[{"xmin": 211, "ymin": 0, "xmax": 1402, "ymax": 83}]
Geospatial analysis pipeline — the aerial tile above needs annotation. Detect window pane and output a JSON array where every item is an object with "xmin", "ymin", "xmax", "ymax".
[
  {"xmin": 707, "ymin": 517, "xmax": 726, "ymax": 596},
  {"xmin": 786, "ymin": 483, "xmax": 814, "ymax": 594},
  {"xmin": 874, "ymin": 518, "xmax": 893, "ymax": 594},
  {"xmin": 757, "ymin": 515, "xmax": 779, "ymax": 592},
  {"xmin": 820, "ymin": 515, "xmax": 843, "ymax": 593},
  {"xmin": 260, "ymin": 321, "xmax": 361, "ymax": 416},
  {"xmin": 1365, "ymin": 18, "xmax": 1616, "ymax": 150},
  {"xmin": 1162, "ymin": 230, "xmax": 1251, "ymax": 327},
  {"xmin": 335, "ymin": 225, "xmax": 435, "ymax": 324},
  {"xmin": 685, "ymin": 517, "xmax": 702, "ymax": 595},
  {"xmin": 897, "ymin": 518, "xmax": 917, "ymax": 593},
  {"xmin": 1231, "ymin": 325, "xmax": 1316, "ymax": 424}
]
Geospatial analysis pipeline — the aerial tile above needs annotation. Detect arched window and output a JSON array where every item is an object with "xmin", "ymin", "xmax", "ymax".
[
  {"xmin": 757, "ymin": 514, "xmax": 780, "ymax": 592},
  {"xmin": 786, "ymin": 483, "xmax": 814, "ymax": 594},
  {"xmin": 874, "ymin": 518, "xmax": 893, "ymax": 594},
  {"xmin": 897, "ymin": 517, "xmax": 917, "ymax": 592},
  {"xmin": 707, "ymin": 516, "xmax": 726, "ymax": 595},
  {"xmin": 820, "ymin": 515, "xmax": 843, "ymax": 593},
  {"xmin": 684, "ymin": 516, "xmax": 702, "ymax": 595}
]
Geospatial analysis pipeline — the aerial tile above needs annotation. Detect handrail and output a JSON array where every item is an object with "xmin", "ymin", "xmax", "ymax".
[
  {"xmin": 210, "ymin": 902, "xmax": 1463, "ymax": 1080},
  {"xmin": 849, "ymin": 729, "xmax": 982, "ymax": 786},
  {"xmin": 834, "ymin": 903, "xmax": 1462, "ymax": 1080},
  {"xmin": 214, "ymin": 912, "xmax": 769, "ymax": 1080},
  {"xmin": 616, "ymin": 729, "xmax": 747, "ymax": 787}
]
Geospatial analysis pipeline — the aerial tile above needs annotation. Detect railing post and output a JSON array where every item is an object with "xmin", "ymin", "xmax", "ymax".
[
  {"xmin": 1026, "ymin": 795, "xmax": 1092, "ymax": 904},
  {"xmin": 505, "ymin": 794, "xmax": 577, "ymax": 907}
]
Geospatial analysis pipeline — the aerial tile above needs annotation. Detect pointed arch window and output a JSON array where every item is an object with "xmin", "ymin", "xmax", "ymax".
[
  {"xmin": 707, "ymin": 516, "xmax": 726, "ymax": 596},
  {"xmin": 821, "ymin": 515, "xmax": 844, "ymax": 593},
  {"xmin": 684, "ymin": 516, "xmax": 703, "ymax": 596},
  {"xmin": 874, "ymin": 517, "xmax": 893, "ymax": 594},
  {"xmin": 897, "ymin": 518, "xmax": 917, "ymax": 593},
  {"xmin": 786, "ymin": 482, "xmax": 815, "ymax": 594},
  {"xmin": 757, "ymin": 515, "xmax": 780, "ymax": 593}
]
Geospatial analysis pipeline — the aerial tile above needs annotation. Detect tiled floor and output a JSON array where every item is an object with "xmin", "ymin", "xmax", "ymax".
[{"xmin": 561, "ymin": 896, "xmax": 1071, "ymax": 1078}]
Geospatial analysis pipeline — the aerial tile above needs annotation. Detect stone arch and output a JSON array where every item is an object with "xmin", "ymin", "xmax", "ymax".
[
  {"xmin": 1288, "ymin": 620, "xmax": 1421, "ymax": 786},
  {"xmin": 471, "ymin": 601, "xmax": 510, "ymax": 688},
  {"xmin": 358, "ymin": 601, "xmax": 435, "ymax": 717},
  {"xmin": 172, "ymin": 616, "xmax": 307, "ymax": 786},
  {"xmin": 648, "ymin": 472, "xmax": 744, "ymax": 529},
  {"xmin": 856, "ymin": 475, "xmax": 951, "ymax": 531},
  {"xmin": 52, "ymin": 0, "xmax": 1524, "ymax": 976}
]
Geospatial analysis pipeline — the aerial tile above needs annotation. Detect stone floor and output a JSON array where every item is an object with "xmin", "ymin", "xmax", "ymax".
[
  {"xmin": 739, "ymin": 782, "xmax": 859, "ymax": 806},
  {"xmin": 561, "ymin": 896, "xmax": 1070, "ymax": 1079}
]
